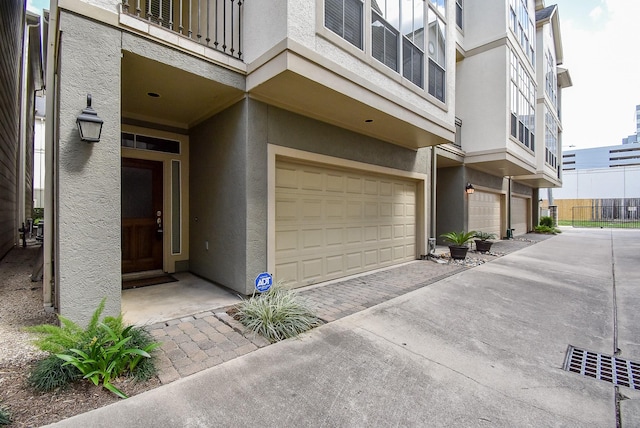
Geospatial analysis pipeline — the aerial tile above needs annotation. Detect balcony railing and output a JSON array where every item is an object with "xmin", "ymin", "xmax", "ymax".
[{"xmin": 122, "ymin": 0, "xmax": 243, "ymax": 60}]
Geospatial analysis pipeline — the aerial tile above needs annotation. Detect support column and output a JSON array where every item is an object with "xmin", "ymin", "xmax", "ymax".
[{"xmin": 55, "ymin": 11, "xmax": 122, "ymax": 325}]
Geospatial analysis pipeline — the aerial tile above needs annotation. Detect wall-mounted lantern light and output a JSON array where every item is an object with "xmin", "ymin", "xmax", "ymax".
[
  {"xmin": 465, "ymin": 182, "xmax": 475, "ymax": 194},
  {"xmin": 76, "ymin": 94, "xmax": 103, "ymax": 143}
]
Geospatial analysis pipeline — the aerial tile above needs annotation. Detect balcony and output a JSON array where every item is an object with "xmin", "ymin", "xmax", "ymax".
[{"xmin": 121, "ymin": 0, "xmax": 243, "ymax": 61}]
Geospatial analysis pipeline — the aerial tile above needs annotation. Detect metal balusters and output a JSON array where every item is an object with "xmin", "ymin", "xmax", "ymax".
[
  {"xmin": 197, "ymin": 0, "xmax": 202, "ymax": 42},
  {"xmin": 213, "ymin": 0, "xmax": 219, "ymax": 48},
  {"xmin": 121, "ymin": 0, "xmax": 242, "ymax": 60},
  {"xmin": 179, "ymin": 0, "xmax": 183, "ymax": 34},
  {"xmin": 237, "ymin": 0, "xmax": 241, "ymax": 59},
  {"xmin": 188, "ymin": 0, "xmax": 193, "ymax": 37},
  {"xmin": 229, "ymin": 0, "xmax": 234, "ymax": 56},
  {"xmin": 222, "ymin": 0, "xmax": 226, "ymax": 52},
  {"xmin": 206, "ymin": 0, "xmax": 210, "ymax": 45}
]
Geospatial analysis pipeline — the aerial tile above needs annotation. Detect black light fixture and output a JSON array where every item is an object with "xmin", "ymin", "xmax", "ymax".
[
  {"xmin": 465, "ymin": 182, "xmax": 475, "ymax": 194},
  {"xmin": 76, "ymin": 94, "xmax": 103, "ymax": 143}
]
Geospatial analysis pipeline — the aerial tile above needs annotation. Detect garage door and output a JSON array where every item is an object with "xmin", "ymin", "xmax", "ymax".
[
  {"xmin": 275, "ymin": 161, "xmax": 417, "ymax": 288},
  {"xmin": 468, "ymin": 191, "xmax": 501, "ymax": 238},
  {"xmin": 511, "ymin": 196, "xmax": 529, "ymax": 236}
]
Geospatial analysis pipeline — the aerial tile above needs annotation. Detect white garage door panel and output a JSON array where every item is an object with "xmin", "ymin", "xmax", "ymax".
[
  {"xmin": 468, "ymin": 191, "xmax": 502, "ymax": 238},
  {"xmin": 512, "ymin": 197, "xmax": 528, "ymax": 236},
  {"xmin": 275, "ymin": 161, "xmax": 417, "ymax": 288}
]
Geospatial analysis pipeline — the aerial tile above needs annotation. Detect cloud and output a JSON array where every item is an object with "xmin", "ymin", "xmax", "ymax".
[
  {"xmin": 558, "ymin": 0, "xmax": 640, "ymax": 149},
  {"xmin": 589, "ymin": 6, "xmax": 603, "ymax": 20}
]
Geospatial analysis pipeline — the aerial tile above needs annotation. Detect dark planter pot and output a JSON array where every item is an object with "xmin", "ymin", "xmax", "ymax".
[
  {"xmin": 475, "ymin": 240, "xmax": 493, "ymax": 252},
  {"xmin": 449, "ymin": 245, "xmax": 469, "ymax": 260}
]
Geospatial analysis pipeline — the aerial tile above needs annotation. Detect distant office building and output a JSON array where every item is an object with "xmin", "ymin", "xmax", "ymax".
[
  {"xmin": 622, "ymin": 105, "xmax": 640, "ymax": 144},
  {"xmin": 562, "ymin": 142, "xmax": 640, "ymax": 170}
]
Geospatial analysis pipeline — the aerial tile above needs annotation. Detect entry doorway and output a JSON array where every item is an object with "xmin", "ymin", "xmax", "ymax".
[{"xmin": 122, "ymin": 158, "xmax": 164, "ymax": 274}]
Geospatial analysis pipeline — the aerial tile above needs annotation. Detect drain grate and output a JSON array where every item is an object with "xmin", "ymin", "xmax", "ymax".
[{"xmin": 563, "ymin": 346, "xmax": 640, "ymax": 389}]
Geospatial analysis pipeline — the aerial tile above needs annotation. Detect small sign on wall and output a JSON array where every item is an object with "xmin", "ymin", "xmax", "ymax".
[{"xmin": 254, "ymin": 272, "xmax": 273, "ymax": 293}]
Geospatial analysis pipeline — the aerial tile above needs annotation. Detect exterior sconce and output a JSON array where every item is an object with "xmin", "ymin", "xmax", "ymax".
[
  {"xmin": 465, "ymin": 183, "xmax": 475, "ymax": 194},
  {"xmin": 76, "ymin": 94, "xmax": 103, "ymax": 142}
]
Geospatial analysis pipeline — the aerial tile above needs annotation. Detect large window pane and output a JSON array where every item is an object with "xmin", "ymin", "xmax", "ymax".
[
  {"xmin": 429, "ymin": 0, "xmax": 445, "ymax": 16},
  {"xmin": 372, "ymin": 12, "xmax": 399, "ymax": 71},
  {"xmin": 403, "ymin": 38, "xmax": 424, "ymax": 87},
  {"xmin": 325, "ymin": 0, "xmax": 364, "ymax": 49},
  {"xmin": 428, "ymin": 59, "xmax": 445, "ymax": 101}
]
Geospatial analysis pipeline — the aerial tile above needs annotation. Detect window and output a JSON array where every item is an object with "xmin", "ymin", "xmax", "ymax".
[
  {"xmin": 371, "ymin": 0, "xmax": 425, "ymax": 88},
  {"xmin": 509, "ymin": 50, "xmax": 535, "ymax": 150},
  {"xmin": 427, "ymin": 5, "xmax": 446, "ymax": 101},
  {"xmin": 545, "ymin": 111, "xmax": 558, "ymax": 168},
  {"xmin": 545, "ymin": 49, "xmax": 557, "ymax": 109},
  {"xmin": 121, "ymin": 133, "xmax": 180, "ymax": 154},
  {"xmin": 455, "ymin": 0, "xmax": 462, "ymax": 29},
  {"xmin": 508, "ymin": 0, "xmax": 535, "ymax": 66},
  {"xmin": 325, "ymin": 0, "xmax": 364, "ymax": 49},
  {"xmin": 325, "ymin": 0, "xmax": 444, "ymax": 98}
]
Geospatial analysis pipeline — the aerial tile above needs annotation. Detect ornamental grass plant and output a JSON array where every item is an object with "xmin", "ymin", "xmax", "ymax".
[
  {"xmin": 0, "ymin": 405, "xmax": 10, "ymax": 426},
  {"xmin": 235, "ymin": 283, "xmax": 322, "ymax": 343}
]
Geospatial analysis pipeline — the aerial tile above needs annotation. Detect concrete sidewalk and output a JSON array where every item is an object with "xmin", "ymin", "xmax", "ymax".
[{"xmin": 48, "ymin": 229, "xmax": 640, "ymax": 427}]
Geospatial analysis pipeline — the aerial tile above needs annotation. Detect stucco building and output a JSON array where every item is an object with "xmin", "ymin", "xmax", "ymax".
[
  {"xmin": 41, "ymin": 0, "xmax": 570, "ymax": 323},
  {"xmin": 0, "ymin": 2, "xmax": 44, "ymax": 259},
  {"xmin": 435, "ymin": 0, "xmax": 571, "ymax": 240}
]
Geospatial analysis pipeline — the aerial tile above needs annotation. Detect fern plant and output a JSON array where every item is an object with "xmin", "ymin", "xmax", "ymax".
[
  {"xmin": 235, "ymin": 283, "xmax": 322, "ymax": 343},
  {"xmin": 57, "ymin": 323, "xmax": 159, "ymax": 398},
  {"xmin": 28, "ymin": 298, "xmax": 160, "ymax": 398}
]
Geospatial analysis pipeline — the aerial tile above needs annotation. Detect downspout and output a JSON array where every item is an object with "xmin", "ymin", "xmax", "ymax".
[
  {"xmin": 507, "ymin": 176, "xmax": 512, "ymax": 238},
  {"xmin": 43, "ymin": 0, "xmax": 59, "ymax": 311}
]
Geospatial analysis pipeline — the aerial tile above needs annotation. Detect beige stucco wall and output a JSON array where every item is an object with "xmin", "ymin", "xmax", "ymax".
[{"xmin": 456, "ymin": 45, "xmax": 509, "ymax": 153}]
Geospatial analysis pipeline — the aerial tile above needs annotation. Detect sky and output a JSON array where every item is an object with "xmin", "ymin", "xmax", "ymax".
[
  {"xmin": 25, "ymin": 0, "xmax": 639, "ymax": 150},
  {"xmin": 550, "ymin": 0, "xmax": 640, "ymax": 149},
  {"xmin": 26, "ymin": 0, "xmax": 49, "ymax": 14}
]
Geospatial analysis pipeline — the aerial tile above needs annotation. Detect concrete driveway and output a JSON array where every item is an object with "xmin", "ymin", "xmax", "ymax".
[{"xmin": 49, "ymin": 228, "xmax": 640, "ymax": 427}]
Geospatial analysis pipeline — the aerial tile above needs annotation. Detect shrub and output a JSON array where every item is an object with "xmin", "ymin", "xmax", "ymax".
[
  {"xmin": 28, "ymin": 298, "xmax": 160, "ymax": 398},
  {"xmin": 0, "ymin": 405, "xmax": 10, "ymax": 426},
  {"xmin": 539, "ymin": 216, "xmax": 553, "ymax": 227},
  {"xmin": 440, "ymin": 230, "xmax": 477, "ymax": 246},
  {"xmin": 235, "ymin": 283, "xmax": 322, "ymax": 343},
  {"xmin": 28, "ymin": 354, "xmax": 81, "ymax": 392},
  {"xmin": 534, "ymin": 225, "xmax": 561, "ymax": 234},
  {"xmin": 474, "ymin": 231, "xmax": 497, "ymax": 241}
]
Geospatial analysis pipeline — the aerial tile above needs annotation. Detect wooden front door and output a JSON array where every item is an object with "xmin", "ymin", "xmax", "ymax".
[{"xmin": 122, "ymin": 158, "xmax": 163, "ymax": 274}]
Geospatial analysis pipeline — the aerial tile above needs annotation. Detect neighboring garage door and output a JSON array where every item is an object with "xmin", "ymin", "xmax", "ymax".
[
  {"xmin": 275, "ymin": 161, "xmax": 417, "ymax": 288},
  {"xmin": 468, "ymin": 191, "xmax": 502, "ymax": 238},
  {"xmin": 511, "ymin": 196, "xmax": 529, "ymax": 236}
]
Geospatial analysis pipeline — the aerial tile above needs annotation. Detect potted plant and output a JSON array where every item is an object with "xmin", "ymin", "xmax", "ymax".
[
  {"xmin": 474, "ymin": 231, "xmax": 497, "ymax": 252},
  {"xmin": 440, "ymin": 230, "xmax": 476, "ymax": 260}
]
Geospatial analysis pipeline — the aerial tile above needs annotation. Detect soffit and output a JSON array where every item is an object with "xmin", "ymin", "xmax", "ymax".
[
  {"xmin": 121, "ymin": 51, "xmax": 244, "ymax": 129},
  {"xmin": 464, "ymin": 152, "xmax": 536, "ymax": 177},
  {"xmin": 247, "ymin": 52, "xmax": 454, "ymax": 150}
]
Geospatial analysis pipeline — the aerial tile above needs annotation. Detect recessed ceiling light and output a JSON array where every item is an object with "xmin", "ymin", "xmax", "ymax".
[
  {"xmin": 365, "ymin": 119, "xmax": 373, "ymax": 123},
  {"xmin": 147, "ymin": 92, "xmax": 160, "ymax": 98}
]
